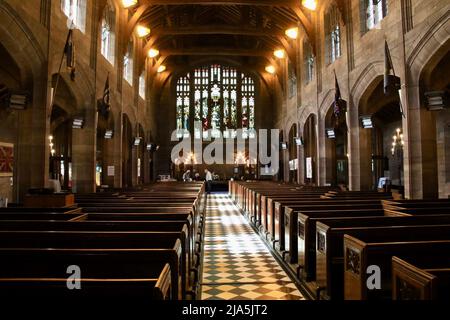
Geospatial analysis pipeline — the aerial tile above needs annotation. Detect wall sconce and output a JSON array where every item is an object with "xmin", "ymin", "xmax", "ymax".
[
  {"xmin": 360, "ymin": 115, "xmax": 373, "ymax": 129},
  {"xmin": 424, "ymin": 91, "xmax": 448, "ymax": 111},
  {"xmin": 9, "ymin": 92, "xmax": 28, "ymax": 110},
  {"xmin": 134, "ymin": 137, "xmax": 142, "ymax": 146},
  {"xmin": 391, "ymin": 128, "xmax": 404, "ymax": 155},
  {"xmin": 326, "ymin": 128, "xmax": 336, "ymax": 139},
  {"xmin": 295, "ymin": 137, "xmax": 304, "ymax": 146},
  {"xmin": 72, "ymin": 117, "xmax": 84, "ymax": 129},
  {"xmin": 104, "ymin": 130, "xmax": 113, "ymax": 139},
  {"xmin": 281, "ymin": 142, "xmax": 288, "ymax": 150}
]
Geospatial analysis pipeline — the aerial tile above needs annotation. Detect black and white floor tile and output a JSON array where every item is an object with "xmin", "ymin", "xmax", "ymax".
[{"xmin": 200, "ymin": 194, "xmax": 304, "ymax": 300}]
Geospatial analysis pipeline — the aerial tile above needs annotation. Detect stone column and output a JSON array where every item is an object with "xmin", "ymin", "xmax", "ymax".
[
  {"xmin": 16, "ymin": 71, "xmax": 50, "ymax": 200},
  {"xmin": 317, "ymin": 115, "xmax": 326, "ymax": 186},
  {"xmin": 71, "ymin": 105, "xmax": 97, "ymax": 194}
]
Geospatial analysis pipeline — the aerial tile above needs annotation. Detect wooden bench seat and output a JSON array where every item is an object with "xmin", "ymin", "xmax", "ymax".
[
  {"xmin": 0, "ymin": 250, "xmax": 175, "ymax": 299},
  {"xmin": 282, "ymin": 204, "xmax": 384, "ymax": 261},
  {"xmin": 392, "ymin": 256, "xmax": 450, "ymax": 300},
  {"xmin": 315, "ymin": 215, "xmax": 450, "ymax": 299},
  {"xmin": 0, "ymin": 213, "xmax": 85, "ymax": 221},
  {"xmin": 343, "ymin": 232, "xmax": 450, "ymax": 300},
  {"xmin": 0, "ymin": 230, "xmax": 187, "ymax": 299}
]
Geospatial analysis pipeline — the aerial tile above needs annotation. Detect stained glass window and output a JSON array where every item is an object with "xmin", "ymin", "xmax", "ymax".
[
  {"xmin": 61, "ymin": 0, "xmax": 86, "ymax": 33},
  {"xmin": 362, "ymin": 0, "xmax": 388, "ymax": 32},
  {"xmin": 101, "ymin": 2, "xmax": 115, "ymax": 65},
  {"xmin": 325, "ymin": 5, "xmax": 341, "ymax": 64},
  {"xmin": 123, "ymin": 41, "xmax": 133, "ymax": 84},
  {"xmin": 177, "ymin": 64, "xmax": 255, "ymax": 140},
  {"xmin": 176, "ymin": 74, "xmax": 190, "ymax": 138}
]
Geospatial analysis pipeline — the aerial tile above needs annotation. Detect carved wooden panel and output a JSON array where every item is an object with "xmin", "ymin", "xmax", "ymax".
[
  {"xmin": 345, "ymin": 247, "xmax": 360, "ymax": 275},
  {"xmin": 317, "ymin": 231, "xmax": 326, "ymax": 253}
]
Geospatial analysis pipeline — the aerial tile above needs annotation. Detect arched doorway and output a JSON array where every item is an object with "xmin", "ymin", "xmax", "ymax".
[
  {"xmin": 303, "ymin": 114, "xmax": 317, "ymax": 185},
  {"xmin": 49, "ymin": 105, "xmax": 72, "ymax": 191},
  {"xmin": 324, "ymin": 105, "xmax": 348, "ymax": 187},
  {"xmin": 0, "ymin": 42, "xmax": 23, "ymax": 201},
  {"xmin": 288, "ymin": 123, "xmax": 298, "ymax": 183},
  {"xmin": 49, "ymin": 75, "xmax": 78, "ymax": 192},
  {"xmin": 96, "ymin": 110, "xmax": 115, "ymax": 188},
  {"xmin": 359, "ymin": 76, "xmax": 403, "ymax": 192},
  {"xmin": 122, "ymin": 114, "xmax": 133, "ymax": 188},
  {"xmin": 418, "ymin": 44, "xmax": 450, "ymax": 198}
]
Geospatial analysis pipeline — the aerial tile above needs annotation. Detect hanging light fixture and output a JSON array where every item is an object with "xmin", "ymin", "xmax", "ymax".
[
  {"xmin": 265, "ymin": 65, "xmax": 276, "ymax": 74},
  {"xmin": 136, "ymin": 25, "xmax": 150, "ymax": 38},
  {"xmin": 273, "ymin": 49, "xmax": 286, "ymax": 59},
  {"xmin": 148, "ymin": 48, "xmax": 160, "ymax": 58},
  {"xmin": 302, "ymin": 0, "xmax": 318, "ymax": 11},
  {"xmin": 391, "ymin": 128, "xmax": 405, "ymax": 155},
  {"xmin": 157, "ymin": 65, "xmax": 166, "ymax": 73},
  {"xmin": 285, "ymin": 27, "xmax": 299, "ymax": 40},
  {"xmin": 122, "ymin": 0, "xmax": 138, "ymax": 9}
]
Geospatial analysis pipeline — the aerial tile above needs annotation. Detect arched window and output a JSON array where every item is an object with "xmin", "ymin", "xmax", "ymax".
[
  {"xmin": 61, "ymin": 0, "xmax": 87, "ymax": 33},
  {"xmin": 176, "ymin": 64, "xmax": 256, "ymax": 139},
  {"xmin": 361, "ymin": 0, "xmax": 388, "ymax": 33},
  {"xmin": 123, "ymin": 40, "xmax": 133, "ymax": 84},
  {"xmin": 325, "ymin": 5, "xmax": 341, "ymax": 64},
  {"xmin": 304, "ymin": 41, "xmax": 315, "ymax": 84},
  {"xmin": 101, "ymin": 2, "xmax": 115, "ymax": 65},
  {"xmin": 139, "ymin": 71, "xmax": 146, "ymax": 99}
]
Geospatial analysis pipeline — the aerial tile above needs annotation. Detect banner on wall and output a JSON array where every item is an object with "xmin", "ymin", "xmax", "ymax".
[
  {"xmin": 0, "ymin": 142, "xmax": 13, "ymax": 177},
  {"xmin": 306, "ymin": 157, "xmax": 313, "ymax": 179}
]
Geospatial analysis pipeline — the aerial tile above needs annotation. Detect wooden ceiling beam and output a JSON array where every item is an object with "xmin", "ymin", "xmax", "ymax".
[
  {"xmin": 160, "ymin": 47, "xmax": 273, "ymax": 57},
  {"xmin": 141, "ymin": 0, "xmax": 298, "ymax": 6},
  {"xmin": 151, "ymin": 25, "xmax": 282, "ymax": 37}
]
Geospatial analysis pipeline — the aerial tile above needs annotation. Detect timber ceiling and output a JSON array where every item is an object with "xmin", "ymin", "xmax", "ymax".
[{"xmin": 126, "ymin": 0, "xmax": 323, "ymax": 76}]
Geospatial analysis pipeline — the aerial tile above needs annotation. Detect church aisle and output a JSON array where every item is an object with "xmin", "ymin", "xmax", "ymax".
[{"xmin": 200, "ymin": 193, "xmax": 304, "ymax": 300}]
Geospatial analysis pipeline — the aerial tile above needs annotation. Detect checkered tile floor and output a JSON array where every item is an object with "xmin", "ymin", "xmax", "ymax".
[{"xmin": 200, "ymin": 194, "xmax": 304, "ymax": 300}]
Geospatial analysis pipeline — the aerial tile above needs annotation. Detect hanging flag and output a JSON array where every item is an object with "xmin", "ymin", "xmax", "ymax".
[
  {"xmin": 64, "ymin": 29, "xmax": 76, "ymax": 81},
  {"xmin": 383, "ymin": 40, "xmax": 395, "ymax": 95},
  {"xmin": 98, "ymin": 74, "xmax": 111, "ymax": 118},
  {"xmin": 333, "ymin": 70, "xmax": 342, "ymax": 119},
  {"xmin": 384, "ymin": 40, "xmax": 405, "ymax": 117},
  {"xmin": 333, "ymin": 70, "xmax": 349, "ymax": 130}
]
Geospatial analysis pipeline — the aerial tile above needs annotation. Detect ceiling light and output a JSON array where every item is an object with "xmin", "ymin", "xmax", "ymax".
[
  {"xmin": 265, "ymin": 65, "xmax": 276, "ymax": 74},
  {"xmin": 302, "ymin": 0, "xmax": 317, "ymax": 11},
  {"xmin": 148, "ymin": 48, "xmax": 160, "ymax": 58},
  {"xmin": 157, "ymin": 65, "xmax": 166, "ymax": 73},
  {"xmin": 273, "ymin": 49, "xmax": 286, "ymax": 59},
  {"xmin": 136, "ymin": 25, "xmax": 150, "ymax": 38},
  {"xmin": 122, "ymin": 0, "xmax": 138, "ymax": 9},
  {"xmin": 285, "ymin": 27, "xmax": 299, "ymax": 40}
]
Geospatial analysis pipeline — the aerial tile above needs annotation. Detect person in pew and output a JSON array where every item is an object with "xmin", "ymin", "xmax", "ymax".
[
  {"xmin": 205, "ymin": 169, "xmax": 212, "ymax": 194},
  {"xmin": 182, "ymin": 170, "xmax": 192, "ymax": 182}
]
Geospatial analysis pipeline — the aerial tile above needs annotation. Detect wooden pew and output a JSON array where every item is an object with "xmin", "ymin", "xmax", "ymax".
[
  {"xmin": 0, "ymin": 213, "xmax": 86, "ymax": 221},
  {"xmin": 392, "ymin": 256, "xmax": 450, "ymax": 300},
  {"xmin": 0, "ymin": 250, "xmax": 174, "ymax": 300},
  {"xmin": 0, "ymin": 230, "xmax": 187, "ymax": 299},
  {"xmin": 315, "ymin": 215, "xmax": 450, "ymax": 299},
  {"xmin": 343, "ymin": 231, "xmax": 450, "ymax": 300},
  {"xmin": 283, "ymin": 204, "xmax": 383, "ymax": 262},
  {"xmin": 0, "ymin": 219, "xmax": 198, "ymax": 293}
]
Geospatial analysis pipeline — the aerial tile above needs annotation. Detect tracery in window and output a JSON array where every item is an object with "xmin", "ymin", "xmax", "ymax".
[{"xmin": 176, "ymin": 64, "xmax": 255, "ymax": 139}]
